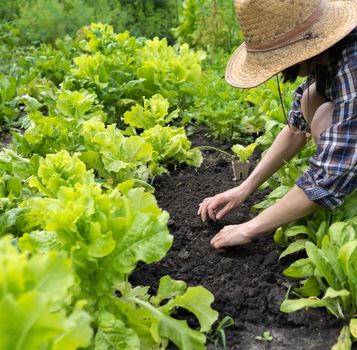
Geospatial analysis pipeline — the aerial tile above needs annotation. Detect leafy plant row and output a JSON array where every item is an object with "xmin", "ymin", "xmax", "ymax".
[
  {"xmin": 0, "ymin": 149, "xmax": 219, "ymax": 349},
  {"xmin": 254, "ymin": 135, "xmax": 357, "ymax": 347},
  {"xmin": 0, "ymin": 23, "xmax": 223, "ymax": 349}
]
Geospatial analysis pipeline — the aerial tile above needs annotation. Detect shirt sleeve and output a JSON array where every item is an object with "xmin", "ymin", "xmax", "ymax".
[
  {"xmin": 287, "ymin": 81, "xmax": 310, "ymax": 133},
  {"xmin": 296, "ymin": 55, "xmax": 357, "ymax": 209}
]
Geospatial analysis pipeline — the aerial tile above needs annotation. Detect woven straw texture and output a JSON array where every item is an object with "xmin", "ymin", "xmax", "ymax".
[{"xmin": 226, "ymin": 0, "xmax": 357, "ymax": 88}]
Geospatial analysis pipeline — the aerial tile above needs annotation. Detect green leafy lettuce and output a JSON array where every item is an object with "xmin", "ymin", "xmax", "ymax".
[
  {"xmin": 142, "ymin": 125, "xmax": 202, "ymax": 175},
  {"xmin": 124, "ymin": 93, "xmax": 179, "ymax": 130},
  {"xmin": 0, "ymin": 235, "xmax": 92, "ymax": 350}
]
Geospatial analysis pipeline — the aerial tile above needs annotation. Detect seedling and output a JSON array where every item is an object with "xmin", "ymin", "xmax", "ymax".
[
  {"xmin": 198, "ymin": 142, "xmax": 256, "ymax": 181},
  {"xmin": 231, "ymin": 142, "xmax": 256, "ymax": 181},
  {"xmin": 255, "ymin": 330, "xmax": 273, "ymax": 342},
  {"xmin": 207, "ymin": 315, "xmax": 235, "ymax": 350}
]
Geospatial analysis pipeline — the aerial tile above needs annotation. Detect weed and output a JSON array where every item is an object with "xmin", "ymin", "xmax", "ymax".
[
  {"xmin": 255, "ymin": 330, "xmax": 273, "ymax": 342},
  {"xmin": 207, "ymin": 315, "xmax": 235, "ymax": 350}
]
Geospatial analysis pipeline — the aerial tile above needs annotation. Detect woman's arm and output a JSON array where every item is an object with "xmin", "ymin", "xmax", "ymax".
[
  {"xmin": 210, "ymin": 185, "xmax": 319, "ymax": 249},
  {"xmin": 243, "ymin": 124, "xmax": 307, "ymax": 195},
  {"xmin": 199, "ymin": 125, "xmax": 307, "ymax": 222}
]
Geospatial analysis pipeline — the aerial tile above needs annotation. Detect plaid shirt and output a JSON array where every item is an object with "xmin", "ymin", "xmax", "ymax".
[{"xmin": 288, "ymin": 28, "xmax": 357, "ymax": 209}]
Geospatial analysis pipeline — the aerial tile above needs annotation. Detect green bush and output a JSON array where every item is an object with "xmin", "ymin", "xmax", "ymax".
[
  {"xmin": 115, "ymin": 0, "xmax": 180, "ymax": 44},
  {"xmin": 174, "ymin": 0, "xmax": 243, "ymax": 52},
  {"xmin": 16, "ymin": 0, "xmax": 94, "ymax": 44},
  {"xmin": 1, "ymin": 0, "xmax": 181, "ymax": 45},
  {"xmin": 0, "ymin": 0, "xmax": 24, "ymax": 21}
]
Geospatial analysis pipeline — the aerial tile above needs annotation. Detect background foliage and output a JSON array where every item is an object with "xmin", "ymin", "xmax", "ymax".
[
  {"xmin": 0, "ymin": 0, "xmax": 179, "ymax": 44},
  {"xmin": 0, "ymin": 0, "xmax": 242, "ymax": 51},
  {"xmin": 174, "ymin": 0, "xmax": 243, "ymax": 52}
]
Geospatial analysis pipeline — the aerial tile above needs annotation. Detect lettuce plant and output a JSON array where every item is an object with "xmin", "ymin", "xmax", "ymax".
[
  {"xmin": 28, "ymin": 150, "xmax": 94, "ymax": 198},
  {"xmin": 76, "ymin": 23, "xmax": 138, "ymax": 57},
  {"xmin": 18, "ymin": 152, "xmax": 172, "ymax": 299},
  {"xmin": 231, "ymin": 142, "xmax": 256, "ymax": 163},
  {"xmin": 0, "ymin": 149, "xmax": 37, "ymax": 235},
  {"xmin": 142, "ymin": 125, "xmax": 203, "ymax": 175},
  {"xmin": 0, "ymin": 74, "xmax": 18, "ymax": 125},
  {"xmin": 79, "ymin": 120, "xmax": 202, "ymax": 181},
  {"xmin": 66, "ymin": 24, "xmax": 204, "ymax": 120},
  {"xmin": 124, "ymin": 93, "xmax": 179, "ymax": 130},
  {"xmin": 109, "ymin": 275, "xmax": 218, "ymax": 350},
  {"xmin": 135, "ymin": 37, "xmax": 205, "ymax": 108},
  {"xmin": 280, "ymin": 220, "xmax": 357, "ymax": 347},
  {"xmin": 29, "ymin": 43, "xmax": 72, "ymax": 85},
  {"xmin": 80, "ymin": 118, "xmax": 153, "ymax": 183},
  {"xmin": 13, "ymin": 88, "xmax": 106, "ymax": 157},
  {"xmin": 0, "ymin": 235, "xmax": 92, "ymax": 350},
  {"xmin": 16, "ymin": 153, "xmax": 218, "ymax": 348},
  {"xmin": 17, "ymin": 78, "xmax": 59, "ymax": 115}
]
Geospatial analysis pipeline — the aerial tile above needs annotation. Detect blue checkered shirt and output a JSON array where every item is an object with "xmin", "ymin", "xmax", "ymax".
[{"xmin": 288, "ymin": 28, "xmax": 357, "ymax": 209}]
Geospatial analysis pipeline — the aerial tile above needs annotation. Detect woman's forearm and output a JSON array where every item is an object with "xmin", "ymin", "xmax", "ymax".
[
  {"xmin": 249, "ymin": 185, "xmax": 319, "ymax": 235},
  {"xmin": 210, "ymin": 185, "xmax": 320, "ymax": 249},
  {"xmin": 244, "ymin": 125, "xmax": 307, "ymax": 194}
]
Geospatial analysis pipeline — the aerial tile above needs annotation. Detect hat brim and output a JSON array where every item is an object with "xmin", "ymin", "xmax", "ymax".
[{"xmin": 226, "ymin": 0, "xmax": 357, "ymax": 89}]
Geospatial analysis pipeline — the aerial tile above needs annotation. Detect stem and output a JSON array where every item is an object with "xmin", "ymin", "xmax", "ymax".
[
  {"xmin": 130, "ymin": 126, "xmax": 137, "ymax": 136},
  {"xmin": 124, "ymin": 274, "xmax": 130, "ymax": 297},
  {"xmin": 197, "ymin": 145, "xmax": 234, "ymax": 159},
  {"xmin": 130, "ymin": 295, "xmax": 163, "ymax": 319}
]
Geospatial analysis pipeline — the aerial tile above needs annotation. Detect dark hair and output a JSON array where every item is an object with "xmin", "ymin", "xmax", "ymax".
[{"xmin": 281, "ymin": 64, "xmax": 300, "ymax": 83}]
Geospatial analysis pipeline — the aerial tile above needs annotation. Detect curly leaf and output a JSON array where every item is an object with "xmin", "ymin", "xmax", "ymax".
[
  {"xmin": 94, "ymin": 311, "xmax": 140, "ymax": 350},
  {"xmin": 160, "ymin": 286, "xmax": 218, "ymax": 333}
]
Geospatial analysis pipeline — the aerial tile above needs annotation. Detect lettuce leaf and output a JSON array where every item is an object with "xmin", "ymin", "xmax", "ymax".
[
  {"xmin": 142, "ymin": 125, "xmax": 202, "ymax": 172},
  {"xmin": 124, "ymin": 94, "xmax": 179, "ymax": 130},
  {"xmin": 0, "ymin": 236, "xmax": 92, "ymax": 350}
]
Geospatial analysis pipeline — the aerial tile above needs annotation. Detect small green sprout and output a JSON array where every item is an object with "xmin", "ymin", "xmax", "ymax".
[
  {"xmin": 208, "ymin": 315, "xmax": 235, "ymax": 350},
  {"xmin": 255, "ymin": 330, "xmax": 273, "ymax": 342},
  {"xmin": 231, "ymin": 142, "xmax": 257, "ymax": 163}
]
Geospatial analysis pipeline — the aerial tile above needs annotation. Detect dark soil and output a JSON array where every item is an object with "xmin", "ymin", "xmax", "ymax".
[{"xmin": 131, "ymin": 135, "xmax": 346, "ymax": 350}]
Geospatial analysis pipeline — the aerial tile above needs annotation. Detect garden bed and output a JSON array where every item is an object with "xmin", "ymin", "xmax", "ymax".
[{"xmin": 131, "ymin": 135, "xmax": 347, "ymax": 350}]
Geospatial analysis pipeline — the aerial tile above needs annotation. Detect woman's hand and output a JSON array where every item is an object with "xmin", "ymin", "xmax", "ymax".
[
  {"xmin": 198, "ymin": 127, "xmax": 307, "ymax": 224},
  {"xmin": 197, "ymin": 185, "xmax": 250, "ymax": 222},
  {"xmin": 210, "ymin": 223, "xmax": 255, "ymax": 249},
  {"xmin": 210, "ymin": 185, "xmax": 319, "ymax": 249}
]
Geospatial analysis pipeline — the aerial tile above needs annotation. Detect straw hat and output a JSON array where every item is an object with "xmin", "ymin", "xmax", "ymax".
[{"xmin": 226, "ymin": 0, "xmax": 357, "ymax": 88}]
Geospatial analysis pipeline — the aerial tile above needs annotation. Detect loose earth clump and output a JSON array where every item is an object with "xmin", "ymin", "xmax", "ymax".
[{"xmin": 131, "ymin": 136, "xmax": 346, "ymax": 350}]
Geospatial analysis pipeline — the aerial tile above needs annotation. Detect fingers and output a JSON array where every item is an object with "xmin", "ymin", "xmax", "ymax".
[
  {"xmin": 198, "ymin": 196, "xmax": 221, "ymax": 222},
  {"xmin": 215, "ymin": 202, "xmax": 232, "ymax": 220},
  {"xmin": 211, "ymin": 228, "xmax": 228, "ymax": 249},
  {"xmin": 207, "ymin": 203, "xmax": 217, "ymax": 222},
  {"xmin": 197, "ymin": 197, "xmax": 211, "ymax": 215},
  {"xmin": 198, "ymin": 199, "xmax": 232, "ymax": 222},
  {"xmin": 211, "ymin": 226, "xmax": 233, "ymax": 249},
  {"xmin": 210, "ymin": 225, "xmax": 252, "ymax": 249},
  {"xmin": 197, "ymin": 197, "xmax": 212, "ymax": 222},
  {"xmin": 210, "ymin": 231, "xmax": 223, "ymax": 249}
]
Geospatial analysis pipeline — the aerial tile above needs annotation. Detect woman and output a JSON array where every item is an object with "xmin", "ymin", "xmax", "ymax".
[{"xmin": 198, "ymin": 0, "xmax": 357, "ymax": 249}]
